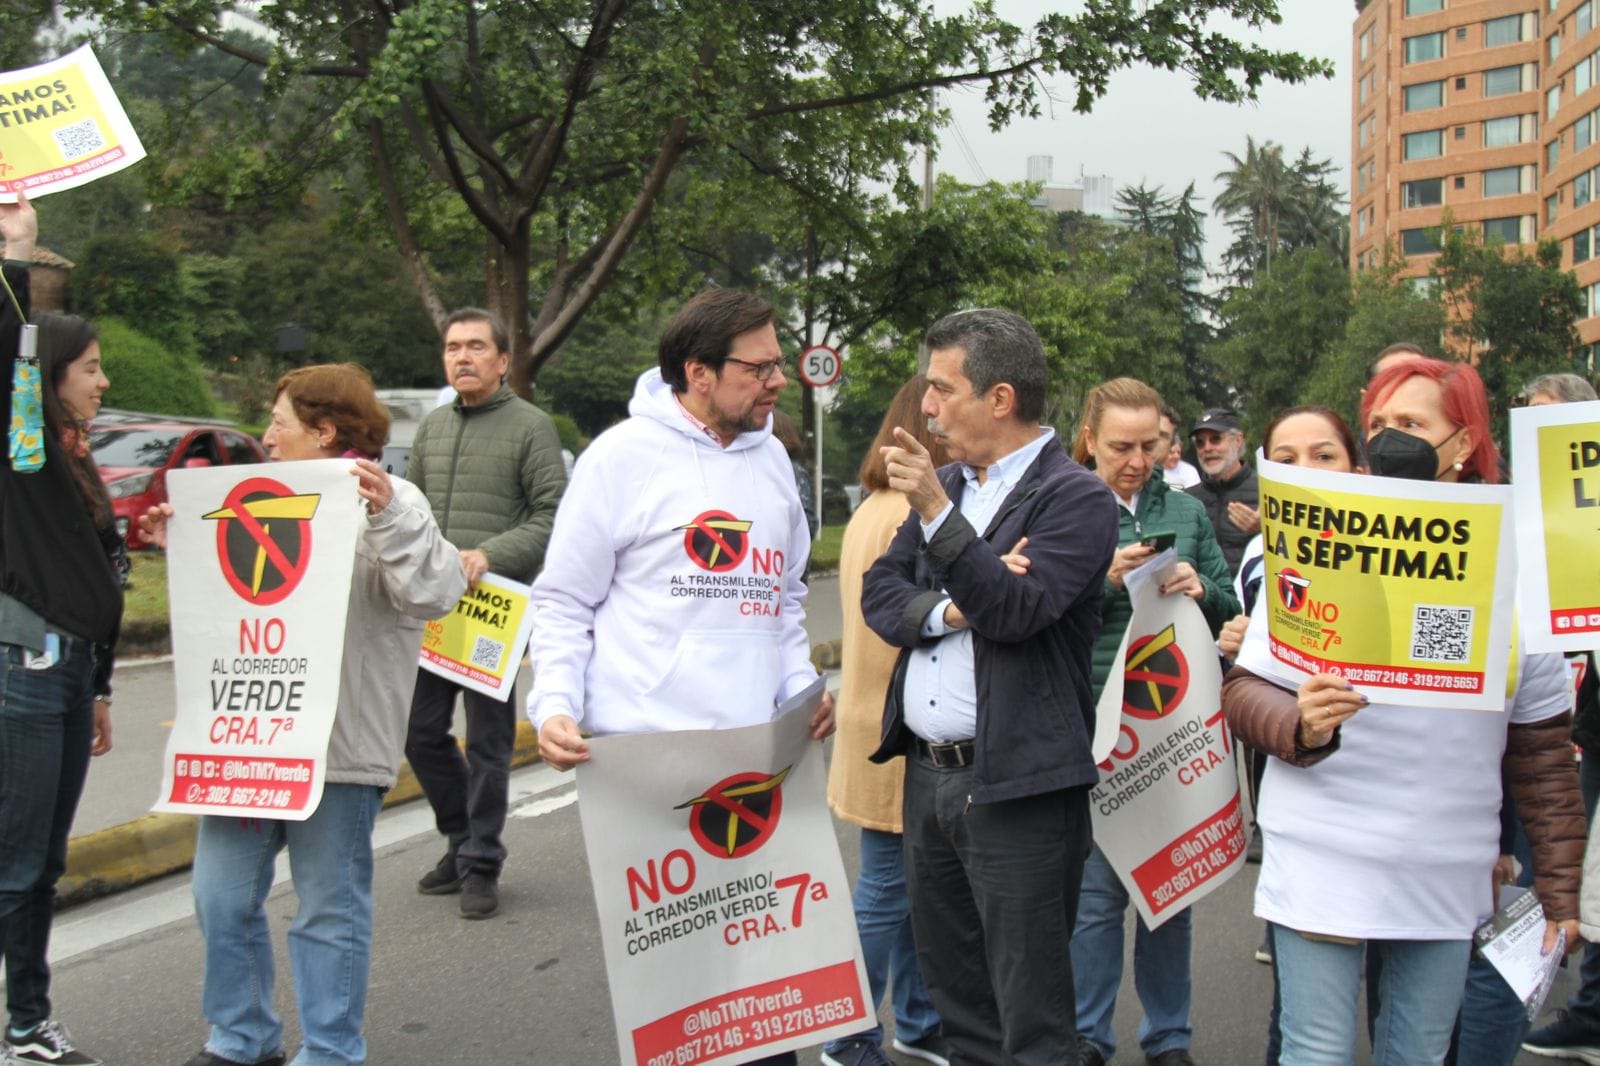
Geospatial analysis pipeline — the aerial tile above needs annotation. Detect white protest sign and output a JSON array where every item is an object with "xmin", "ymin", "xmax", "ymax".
[
  {"xmin": 576, "ymin": 681, "xmax": 871, "ymax": 1066},
  {"xmin": 154, "ymin": 460, "xmax": 363, "ymax": 819},
  {"xmin": 1091, "ymin": 582, "xmax": 1246, "ymax": 928}
]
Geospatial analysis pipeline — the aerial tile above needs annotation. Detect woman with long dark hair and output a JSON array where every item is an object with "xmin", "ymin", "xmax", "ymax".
[{"xmin": 1, "ymin": 193, "xmax": 122, "ymax": 1066}]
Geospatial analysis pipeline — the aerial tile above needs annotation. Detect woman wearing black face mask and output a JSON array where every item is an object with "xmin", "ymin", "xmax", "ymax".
[
  {"xmin": 1361, "ymin": 358, "xmax": 1495, "ymax": 484},
  {"xmin": 1218, "ymin": 360, "xmax": 1584, "ymax": 1066}
]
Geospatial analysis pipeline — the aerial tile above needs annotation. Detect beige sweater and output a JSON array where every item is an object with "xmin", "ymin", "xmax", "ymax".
[{"xmin": 826, "ymin": 489, "xmax": 915, "ymax": 833}]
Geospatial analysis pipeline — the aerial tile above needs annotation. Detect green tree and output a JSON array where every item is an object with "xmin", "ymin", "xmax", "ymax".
[
  {"xmin": 79, "ymin": 0, "xmax": 1329, "ymax": 392},
  {"xmin": 1432, "ymin": 227, "xmax": 1583, "ymax": 438},
  {"xmin": 1302, "ymin": 248, "xmax": 1445, "ymax": 427},
  {"xmin": 1210, "ymin": 245, "xmax": 1352, "ymax": 433},
  {"xmin": 0, "ymin": 0, "xmax": 54, "ymax": 69},
  {"xmin": 71, "ymin": 233, "xmax": 196, "ymax": 353},
  {"xmin": 1214, "ymin": 137, "xmax": 1346, "ymax": 285},
  {"xmin": 1115, "ymin": 181, "xmax": 1220, "ymax": 410},
  {"xmin": 230, "ymin": 214, "xmax": 443, "ymax": 387},
  {"xmin": 97, "ymin": 316, "xmax": 215, "ymax": 416}
]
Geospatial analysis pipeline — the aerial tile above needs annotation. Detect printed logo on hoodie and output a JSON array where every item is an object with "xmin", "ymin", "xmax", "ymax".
[{"xmin": 668, "ymin": 508, "xmax": 786, "ymax": 616}]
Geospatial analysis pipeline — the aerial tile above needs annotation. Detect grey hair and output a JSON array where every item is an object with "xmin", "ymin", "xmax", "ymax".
[
  {"xmin": 1525, "ymin": 372, "xmax": 1598, "ymax": 404},
  {"xmin": 924, "ymin": 308, "xmax": 1047, "ymax": 423}
]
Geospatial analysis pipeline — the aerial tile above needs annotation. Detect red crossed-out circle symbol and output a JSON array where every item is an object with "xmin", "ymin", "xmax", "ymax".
[
  {"xmin": 678, "ymin": 510, "xmax": 753, "ymax": 573},
  {"xmin": 1122, "ymin": 624, "xmax": 1190, "ymax": 721},
  {"xmin": 206, "ymin": 477, "xmax": 319, "ymax": 606},
  {"xmin": 1277, "ymin": 568, "xmax": 1310, "ymax": 613},
  {"xmin": 676, "ymin": 767, "xmax": 790, "ymax": 860}
]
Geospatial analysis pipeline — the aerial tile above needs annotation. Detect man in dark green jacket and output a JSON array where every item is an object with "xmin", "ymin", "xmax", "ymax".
[{"xmin": 405, "ymin": 307, "xmax": 566, "ymax": 920}]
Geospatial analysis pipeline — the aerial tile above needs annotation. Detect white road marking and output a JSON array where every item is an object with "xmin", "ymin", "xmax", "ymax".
[{"xmin": 39, "ymin": 764, "xmax": 575, "ymax": 968}]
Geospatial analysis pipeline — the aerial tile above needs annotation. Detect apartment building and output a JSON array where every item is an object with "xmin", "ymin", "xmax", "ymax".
[{"xmin": 1351, "ymin": 0, "xmax": 1600, "ymax": 362}]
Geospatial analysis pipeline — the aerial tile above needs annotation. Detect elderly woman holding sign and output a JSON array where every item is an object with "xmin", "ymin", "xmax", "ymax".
[
  {"xmin": 142, "ymin": 364, "xmax": 465, "ymax": 1066},
  {"xmin": 1221, "ymin": 361, "xmax": 1584, "ymax": 1066}
]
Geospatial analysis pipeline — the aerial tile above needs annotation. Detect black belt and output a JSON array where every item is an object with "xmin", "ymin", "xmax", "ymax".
[{"xmin": 914, "ymin": 737, "xmax": 975, "ymax": 768}]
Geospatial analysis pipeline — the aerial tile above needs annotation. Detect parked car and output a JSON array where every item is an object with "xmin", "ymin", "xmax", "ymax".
[
  {"xmin": 93, "ymin": 421, "xmax": 269, "ymax": 547},
  {"xmin": 820, "ymin": 475, "xmax": 854, "ymax": 525}
]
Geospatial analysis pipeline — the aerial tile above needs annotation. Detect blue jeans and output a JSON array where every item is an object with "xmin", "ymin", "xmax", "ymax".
[
  {"xmin": 1447, "ymin": 807, "xmax": 1535, "ymax": 1066},
  {"xmin": 823, "ymin": 827, "xmax": 941, "ymax": 1053},
  {"xmin": 1274, "ymin": 926, "xmax": 1470, "ymax": 1066},
  {"xmin": 1071, "ymin": 843, "xmax": 1193, "ymax": 1058},
  {"xmin": 0, "ymin": 637, "xmax": 95, "ymax": 1033},
  {"xmin": 192, "ymin": 783, "xmax": 384, "ymax": 1066},
  {"xmin": 903, "ymin": 756, "xmax": 1092, "ymax": 1066}
]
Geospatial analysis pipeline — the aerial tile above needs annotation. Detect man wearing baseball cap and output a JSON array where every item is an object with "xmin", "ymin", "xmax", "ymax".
[{"xmin": 1186, "ymin": 408, "xmax": 1258, "ymax": 575}]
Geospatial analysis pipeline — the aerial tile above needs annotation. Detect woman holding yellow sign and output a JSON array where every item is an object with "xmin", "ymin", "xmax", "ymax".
[{"xmin": 1222, "ymin": 361, "xmax": 1584, "ymax": 1066}]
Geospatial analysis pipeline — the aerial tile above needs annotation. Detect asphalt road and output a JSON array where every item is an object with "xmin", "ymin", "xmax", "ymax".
[
  {"xmin": 46, "ymin": 756, "xmax": 1577, "ymax": 1066},
  {"xmin": 49, "ymin": 569, "xmax": 1573, "ymax": 1064}
]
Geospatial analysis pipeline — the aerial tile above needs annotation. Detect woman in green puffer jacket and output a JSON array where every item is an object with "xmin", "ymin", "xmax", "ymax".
[{"xmin": 1065, "ymin": 376, "xmax": 1238, "ymax": 1066}]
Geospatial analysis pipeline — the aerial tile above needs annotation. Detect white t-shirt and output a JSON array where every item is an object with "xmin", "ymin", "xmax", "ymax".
[
  {"xmin": 1234, "ymin": 596, "xmax": 1571, "ymax": 940},
  {"xmin": 1162, "ymin": 459, "xmax": 1201, "ymax": 490}
]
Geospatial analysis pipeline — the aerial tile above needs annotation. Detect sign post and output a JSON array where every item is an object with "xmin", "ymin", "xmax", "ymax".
[{"xmin": 798, "ymin": 345, "xmax": 840, "ymax": 530}]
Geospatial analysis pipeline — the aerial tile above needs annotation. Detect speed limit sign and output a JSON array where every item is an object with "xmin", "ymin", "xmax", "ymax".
[{"xmin": 798, "ymin": 345, "xmax": 841, "ymax": 388}]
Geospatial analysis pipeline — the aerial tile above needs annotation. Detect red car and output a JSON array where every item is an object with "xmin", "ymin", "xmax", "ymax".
[{"xmin": 92, "ymin": 420, "xmax": 269, "ymax": 548}]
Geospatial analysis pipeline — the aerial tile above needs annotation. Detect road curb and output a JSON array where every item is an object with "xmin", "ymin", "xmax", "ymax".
[{"xmin": 59, "ymin": 720, "xmax": 543, "ymax": 908}]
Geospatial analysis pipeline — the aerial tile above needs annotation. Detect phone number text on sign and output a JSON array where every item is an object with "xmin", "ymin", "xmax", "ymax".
[
  {"xmin": 168, "ymin": 755, "xmax": 316, "ymax": 813},
  {"xmin": 633, "ymin": 962, "xmax": 865, "ymax": 1066}
]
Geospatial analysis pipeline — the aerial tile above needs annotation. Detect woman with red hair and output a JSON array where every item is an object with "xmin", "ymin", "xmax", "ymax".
[
  {"xmin": 1361, "ymin": 358, "xmax": 1499, "ymax": 484},
  {"xmin": 1222, "ymin": 358, "xmax": 1584, "ymax": 1065}
]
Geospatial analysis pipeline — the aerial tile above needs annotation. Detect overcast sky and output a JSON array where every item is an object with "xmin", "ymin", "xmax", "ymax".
[{"xmin": 930, "ymin": 3, "xmax": 1355, "ymax": 273}]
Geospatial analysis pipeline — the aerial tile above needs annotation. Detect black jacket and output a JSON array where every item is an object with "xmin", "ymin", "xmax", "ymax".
[
  {"xmin": 1, "ymin": 258, "xmax": 122, "ymax": 689},
  {"xmin": 863, "ymin": 437, "xmax": 1119, "ymax": 804},
  {"xmin": 1187, "ymin": 462, "xmax": 1259, "ymax": 575}
]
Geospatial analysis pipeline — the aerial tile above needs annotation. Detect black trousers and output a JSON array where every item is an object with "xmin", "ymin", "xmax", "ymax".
[
  {"xmin": 902, "ymin": 750, "xmax": 1092, "ymax": 1066},
  {"xmin": 403, "ymin": 669, "xmax": 517, "ymax": 876}
]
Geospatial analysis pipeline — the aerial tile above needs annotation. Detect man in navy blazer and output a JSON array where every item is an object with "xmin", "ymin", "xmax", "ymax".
[{"xmin": 863, "ymin": 308, "xmax": 1119, "ymax": 1066}]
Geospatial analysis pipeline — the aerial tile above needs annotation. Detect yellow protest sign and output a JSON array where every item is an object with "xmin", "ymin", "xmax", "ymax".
[
  {"xmin": 1511, "ymin": 401, "xmax": 1600, "ymax": 652},
  {"xmin": 0, "ymin": 45, "xmax": 146, "ymax": 199},
  {"xmin": 419, "ymin": 572, "xmax": 536, "ymax": 698},
  {"xmin": 1257, "ymin": 457, "xmax": 1515, "ymax": 711}
]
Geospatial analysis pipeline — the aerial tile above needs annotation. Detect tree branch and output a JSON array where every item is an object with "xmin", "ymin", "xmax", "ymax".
[
  {"xmin": 366, "ymin": 118, "xmax": 448, "ymax": 332},
  {"xmin": 162, "ymin": 17, "xmax": 367, "ymax": 77}
]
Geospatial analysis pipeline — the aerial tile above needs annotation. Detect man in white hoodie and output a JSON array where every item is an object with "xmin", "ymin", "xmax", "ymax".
[
  {"xmin": 528, "ymin": 291, "xmax": 835, "ymax": 1066},
  {"xmin": 529, "ymin": 285, "xmax": 834, "ymax": 768}
]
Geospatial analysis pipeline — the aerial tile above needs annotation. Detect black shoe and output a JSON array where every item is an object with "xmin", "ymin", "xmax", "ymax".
[
  {"xmin": 459, "ymin": 871, "xmax": 499, "ymax": 919},
  {"xmin": 417, "ymin": 850, "xmax": 463, "ymax": 895},
  {"xmin": 1147, "ymin": 1050, "xmax": 1196, "ymax": 1066},
  {"xmin": 7, "ymin": 1020, "xmax": 101, "ymax": 1065},
  {"xmin": 1523, "ymin": 1008, "xmax": 1600, "ymax": 1063},
  {"xmin": 1078, "ymin": 1037, "xmax": 1106, "ymax": 1066},
  {"xmin": 180, "ymin": 1051, "xmax": 286, "ymax": 1066}
]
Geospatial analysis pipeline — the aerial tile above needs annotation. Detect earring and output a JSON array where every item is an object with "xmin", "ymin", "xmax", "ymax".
[{"xmin": 1453, "ymin": 460, "xmax": 1464, "ymax": 471}]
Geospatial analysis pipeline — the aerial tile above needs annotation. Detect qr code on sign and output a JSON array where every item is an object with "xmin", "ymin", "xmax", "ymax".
[
  {"xmin": 469, "ymin": 634, "xmax": 504, "ymax": 671},
  {"xmin": 1410, "ymin": 604, "xmax": 1474, "ymax": 664},
  {"xmin": 52, "ymin": 118, "xmax": 105, "ymax": 161}
]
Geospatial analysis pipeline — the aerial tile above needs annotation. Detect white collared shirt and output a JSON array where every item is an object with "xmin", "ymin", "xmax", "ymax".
[{"xmin": 904, "ymin": 428, "xmax": 1057, "ymax": 743}]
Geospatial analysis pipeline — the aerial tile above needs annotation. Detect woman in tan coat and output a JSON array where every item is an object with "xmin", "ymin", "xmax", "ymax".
[{"xmin": 822, "ymin": 377, "xmax": 952, "ymax": 1066}]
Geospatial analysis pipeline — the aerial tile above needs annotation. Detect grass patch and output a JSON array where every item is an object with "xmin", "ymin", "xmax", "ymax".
[
  {"xmin": 811, "ymin": 523, "xmax": 845, "ymax": 571},
  {"xmin": 123, "ymin": 551, "xmax": 169, "ymax": 629}
]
